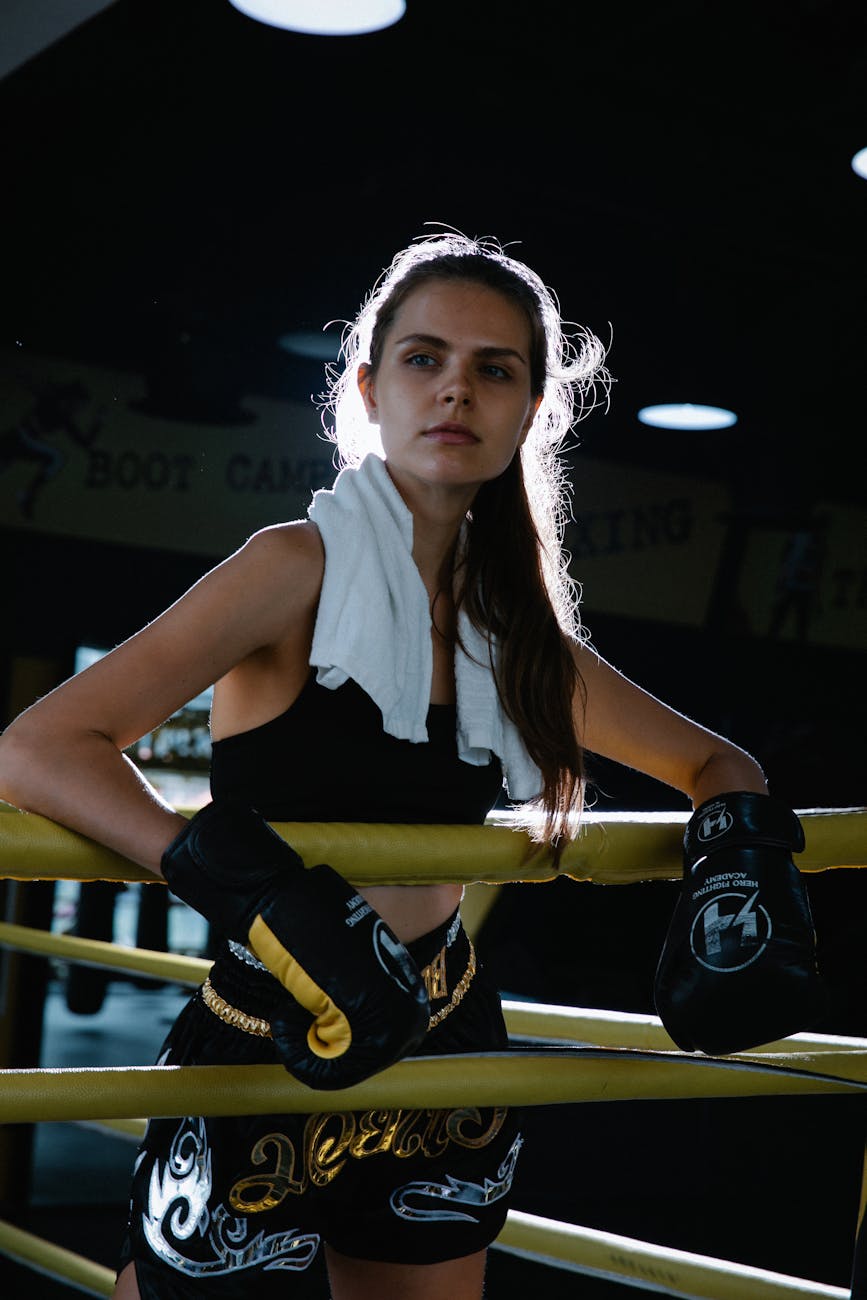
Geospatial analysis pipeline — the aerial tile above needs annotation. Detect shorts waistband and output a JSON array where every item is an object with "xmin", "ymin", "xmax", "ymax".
[{"xmin": 203, "ymin": 911, "xmax": 473, "ymax": 1040}]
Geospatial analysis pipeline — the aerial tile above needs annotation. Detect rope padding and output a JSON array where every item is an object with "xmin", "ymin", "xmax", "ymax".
[
  {"xmin": 494, "ymin": 1210, "xmax": 850, "ymax": 1299},
  {"xmin": 0, "ymin": 1218, "xmax": 115, "ymax": 1297},
  {"xmin": 3, "ymin": 1050, "xmax": 867, "ymax": 1125},
  {"xmin": 0, "ymin": 1211, "xmax": 848, "ymax": 1300},
  {"xmin": 1, "ymin": 804, "xmax": 863, "ymax": 885},
  {"xmin": 1, "ymin": 922, "xmax": 864, "ymax": 1058},
  {"xmin": 0, "ymin": 921, "xmax": 209, "ymax": 986}
]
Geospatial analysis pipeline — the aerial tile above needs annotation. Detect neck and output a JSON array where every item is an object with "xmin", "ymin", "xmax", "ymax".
[
  {"xmin": 413, "ymin": 518, "xmax": 462, "ymax": 597},
  {"xmin": 383, "ymin": 463, "xmax": 471, "ymax": 596}
]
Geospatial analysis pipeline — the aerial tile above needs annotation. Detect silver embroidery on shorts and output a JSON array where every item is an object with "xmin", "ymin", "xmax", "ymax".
[
  {"xmin": 228, "ymin": 940, "xmax": 269, "ymax": 972},
  {"xmin": 389, "ymin": 1134, "xmax": 523, "ymax": 1223},
  {"xmin": 142, "ymin": 1117, "xmax": 319, "ymax": 1275}
]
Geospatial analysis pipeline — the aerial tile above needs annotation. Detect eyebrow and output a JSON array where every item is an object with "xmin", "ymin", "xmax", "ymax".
[{"xmin": 393, "ymin": 333, "xmax": 529, "ymax": 366}]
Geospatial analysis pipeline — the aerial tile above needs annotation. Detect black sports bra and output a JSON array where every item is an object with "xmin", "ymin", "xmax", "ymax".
[{"xmin": 210, "ymin": 672, "xmax": 504, "ymax": 825}]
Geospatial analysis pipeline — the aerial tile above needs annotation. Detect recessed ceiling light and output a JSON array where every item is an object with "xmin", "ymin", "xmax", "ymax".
[
  {"xmin": 637, "ymin": 403, "xmax": 738, "ymax": 430},
  {"xmin": 278, "ymin": 330, "xmax": 342, "ymax": 360},
  {"xmin": 851, "ymin": 147, "xmax": 867, "ymax": 180},
  {"xmin": 228, "ymin": 0, "xmax": 406, "ymax": 35}
]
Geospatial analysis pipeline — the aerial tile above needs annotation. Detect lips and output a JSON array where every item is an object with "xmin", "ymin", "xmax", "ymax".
[{"xmin": 424, "ymin": 422, "xmax": 479, "ymax": 444}]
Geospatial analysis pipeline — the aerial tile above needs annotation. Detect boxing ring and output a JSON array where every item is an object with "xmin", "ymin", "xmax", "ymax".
[{"xmin": 1, "ymin": 802, "xmax": 865, "ymax": 1298}]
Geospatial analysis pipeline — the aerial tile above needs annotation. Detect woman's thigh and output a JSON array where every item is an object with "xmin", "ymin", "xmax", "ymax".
[
  {"xmin": 113, "ymin": 1251, "xmax": 489, "ymax": 1300},
  {"xmin": 324, "ymin": 1244, "xmax": 488, "ymax": 1300},
  {"xmin": 112, "ymin": 1261, "xmax": 140, "ymax": 1299}
]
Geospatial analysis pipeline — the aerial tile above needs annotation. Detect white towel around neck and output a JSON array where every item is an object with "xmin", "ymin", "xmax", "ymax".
[{"xmin": 307, "ymin": 453, "xmax": 542, "ymax": 801}]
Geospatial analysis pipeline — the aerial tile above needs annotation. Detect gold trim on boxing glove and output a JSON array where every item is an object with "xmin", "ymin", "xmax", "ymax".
[{"xmin": 248, "ymin": 914, "xmax": 352, "ymax": 1059}]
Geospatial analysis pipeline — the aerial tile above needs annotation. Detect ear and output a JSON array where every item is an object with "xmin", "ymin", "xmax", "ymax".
[
  {"xmin": 357, "ymin": 363, "xmax": 379, "ymax": 424},
  {"xmin": 518, "ymin": 394, "xmax": 543, "ymax": 447}
]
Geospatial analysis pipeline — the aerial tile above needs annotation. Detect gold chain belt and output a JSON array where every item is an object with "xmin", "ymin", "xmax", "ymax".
[
  {"xmin": 201, "ymin": 939, "xmax": 476, "ymax": 1039},
  {"xmin": 201, "ymin": 978, "xmax": 272, "ymax": 1037}
]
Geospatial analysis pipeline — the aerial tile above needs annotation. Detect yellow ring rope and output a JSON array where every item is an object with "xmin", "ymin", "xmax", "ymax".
[
  {"xmin": 1, "ymin": 922, "xmax": 864, "ymax": 1057},
  {"xmin": 0, "ymin": 1219, "xmax": 116, "ymax": 1297},
  {"xmin": 3, "ymin": 1050, "xmax": 866, "ymax": 1126},
  {"xmin": 1, "ymin": 804, "xmax": 863, "ymax": 1296},
  {"xmin": 1, "ymin": 803, "xmax": 863, "ymax": 885},
  {"xmin": 1, "ymin": 920, "xmax": 867, "ymax": 1060},
  {"xmin": 0, "ymin": 921, "xmax": 209, "ymax": 985},
  {"xmin": 0, "ymin": 1211, "xmax": 849, "ymax": 1300},
  {"xmin": 495, "ymin": 1210, "xmax": 850, "ymax": 1299}
]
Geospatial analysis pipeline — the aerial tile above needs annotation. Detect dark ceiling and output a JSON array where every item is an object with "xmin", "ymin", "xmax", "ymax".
[{"xmin": 3, "ymin": 0, "xmax": 866, "ymax": 514}]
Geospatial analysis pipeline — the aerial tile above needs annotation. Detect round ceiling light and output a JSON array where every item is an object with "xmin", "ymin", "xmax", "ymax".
[
  {"xmin": 851, "ymin": 147, "xmax": 867, "ymax": 180},
  {"xmin": 637, "ymin": 403, "xmax": 738, "ymax": 430},
  {"xmin": 228, "ymin": 0, "xmax": 406, "ymax": 35},
  {"xmin": 278, "ymin": 330, "xmax": 342, "ymax": 360}
]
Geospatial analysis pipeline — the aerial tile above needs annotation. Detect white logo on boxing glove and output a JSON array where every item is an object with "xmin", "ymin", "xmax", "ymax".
[
  {"xmin": 372, "ymin": 920, "xmax": 418, "ymax": 996},
  {"xmin": 697, "ymin": 806, "xmax": 734, "ymax": 842},
  {"xmin": 688, "ymin": 890, "xmax": 772, "ymax": 972}
]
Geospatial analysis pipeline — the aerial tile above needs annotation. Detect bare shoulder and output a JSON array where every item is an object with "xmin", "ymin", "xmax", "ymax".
[
  {"xmin": 250, "ymin": 518, "xmax": 324, "ymax": 557},
  {"xmin": 230, "ymin": 520, "xmax": 324, "ymax": 622},
  {"xmin": 243, "ymin": 519, "xmax": 324, "ymax": 584},
  {"xmin": 207, "ymin": 521, "xmax": 326, "ymax": 738}
]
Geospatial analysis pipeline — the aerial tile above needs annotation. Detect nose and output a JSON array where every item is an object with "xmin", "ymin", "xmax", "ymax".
[{"xmin": 440, "ymin": 362, "xmax": 473, "ymax": 407}]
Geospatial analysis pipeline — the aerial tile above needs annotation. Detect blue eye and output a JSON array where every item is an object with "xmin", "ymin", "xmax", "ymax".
[{"xmin": 406, "ymin": 352, "xmax": 437, "ymax": 367}]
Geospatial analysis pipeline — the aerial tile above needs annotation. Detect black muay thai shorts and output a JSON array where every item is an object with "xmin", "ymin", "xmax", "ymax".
[{"xmin": 117, "ymin": 909, "xmax": 522, "ymax": 1298}]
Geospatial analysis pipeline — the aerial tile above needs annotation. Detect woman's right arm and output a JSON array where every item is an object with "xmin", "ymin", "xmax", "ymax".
[{"xmin": 0, "ymin": 522, "xmax": 323, "ymax": 875}]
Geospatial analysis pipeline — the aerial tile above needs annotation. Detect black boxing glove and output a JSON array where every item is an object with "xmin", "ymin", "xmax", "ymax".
[
  {"xmin": 654, "ymin": 791, "xmax": 824, "ymax": 1055},
  {"xmin": 161, "ymin": 801, "xmax": 429, "ymax": 1088}
]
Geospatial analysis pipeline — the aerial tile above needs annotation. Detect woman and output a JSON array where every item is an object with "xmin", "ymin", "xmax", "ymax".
[{"xmin": 0, "ymin": 232, "xmax": 816, "ymax": 1298}]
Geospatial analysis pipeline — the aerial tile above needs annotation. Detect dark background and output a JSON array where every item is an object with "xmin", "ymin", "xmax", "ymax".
[
  {"xmin": 2, "ymin": 0, "xmax": 865, "ymax": 798},
  {"xmin": 2, "ymin": 0, "xmax": 866, "ymax": 504},
  {"xmin": 1, "ymin": 1, "xmax": 866, "ymax": 1296}
]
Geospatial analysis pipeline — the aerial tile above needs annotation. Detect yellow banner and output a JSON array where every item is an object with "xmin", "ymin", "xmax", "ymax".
[
  {"xmin": 734, "ymin": 507, "xmax": 867, "ymax": 651},
  {"xmin": 0, "ymin": 352, "xmax": 333, "ymax": 556},
  {"xmin": 566, "ymin": 459, "xmax": 730, "ymax": 627},
  {"xmin": 2, "ymin": 351, "xmax": 862, "ymax": 649}
]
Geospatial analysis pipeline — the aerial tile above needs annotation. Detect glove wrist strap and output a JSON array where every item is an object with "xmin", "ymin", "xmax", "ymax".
[{"xmin": 685, "ymin": 790, "xmax": 804, "ymax": 862}]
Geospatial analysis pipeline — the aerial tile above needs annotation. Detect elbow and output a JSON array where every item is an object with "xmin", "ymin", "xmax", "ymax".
[
  {"xmin": 0, "ymin": 715, "xmax": 90, "ymax": 812},
  {"xmin": 0, "ymin": 721, "xmax": 43, "ymax": 810},
  {"xmin": 0, "ymin": 727, "xmax": 29, "ymax": 810},
  {"xmin": 690, "ymin": 741, "xmax": 768, "ymax": 807},
  {"xmin": 0, "ymin": 714, "xmax": 122, "ymax": 814}
]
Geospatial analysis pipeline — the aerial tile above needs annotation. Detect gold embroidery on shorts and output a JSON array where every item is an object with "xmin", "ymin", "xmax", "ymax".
[
  {"xmin": 229, "ymin": 1132, "xmax": 306, "ymax": 1212},
  {"xmin": 421, "ymin": 946, "xmax": 448, "ymax": 1000},
  {"xmin": 349, "ymin": 1109, "xmax": 402, "ymax": 1158},
  {"xmin": 391, "ymin": 1108, "xmax": 449, "ymax": 1160},
  {"xmin": 428, "ymin": 942, "xmax": 476, "ymax": 1029},
  {"xmin": 445, "ymin": 1105, "xmax": 508, "ymax": 1149},
  {"xmin": 306, "ymin": 1111, "xmax": 355, "ymax": 1187},
  {"xmin": 228, "ymin": 1101, "xmax": 510, "ymax": 1212}
]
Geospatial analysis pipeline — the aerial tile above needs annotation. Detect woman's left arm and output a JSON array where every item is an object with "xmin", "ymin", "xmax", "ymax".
[
  {"xmin": 573, "ymin": 641, "xmax": 768, "ymax": 807},
  {"xmin": 574, "ymin": 642, "xmax": 827, "ymax": 1055}
]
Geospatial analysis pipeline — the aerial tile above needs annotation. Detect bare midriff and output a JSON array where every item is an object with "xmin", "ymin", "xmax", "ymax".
[{"xmin": 359, "ymin": 883, "xmax": 464, "ymax": 944}]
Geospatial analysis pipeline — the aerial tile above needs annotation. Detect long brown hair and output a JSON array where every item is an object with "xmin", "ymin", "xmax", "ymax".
[{"xmin": 323, "ymin": 232, "xmax": 610, "ymax": 855}]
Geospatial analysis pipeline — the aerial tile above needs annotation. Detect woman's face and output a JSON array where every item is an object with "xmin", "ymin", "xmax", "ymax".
[{"xmin": 358, "ymin": 279, "xmax": 541, "ymax": 508}]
